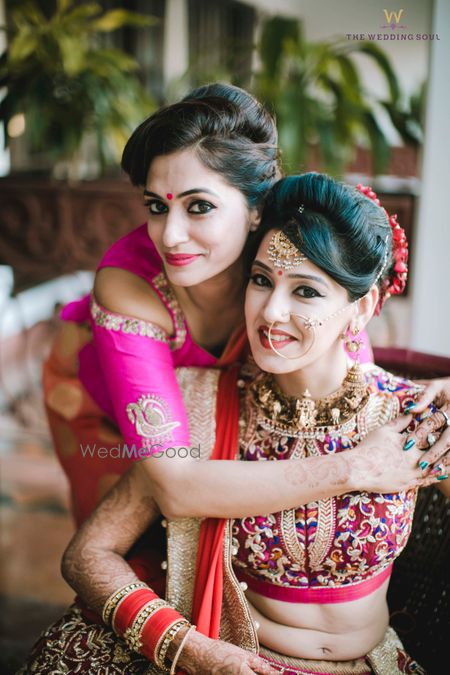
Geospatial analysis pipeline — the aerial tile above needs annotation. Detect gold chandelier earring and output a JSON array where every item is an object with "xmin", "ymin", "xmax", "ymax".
[
  {"xmin": 342, "ymin": 325, "xmax": 364, "ymax": 356},
  {"xmin": 341, "ymin": 325, "xmax": 367, "ymax": 410}
]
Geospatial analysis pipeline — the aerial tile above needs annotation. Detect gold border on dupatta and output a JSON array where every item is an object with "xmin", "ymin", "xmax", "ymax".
[{"xmin": 165, "ymin": 367, "xmax": 259, "ymax": 653}]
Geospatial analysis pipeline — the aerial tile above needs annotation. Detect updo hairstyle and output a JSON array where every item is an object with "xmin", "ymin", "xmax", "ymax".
[
  {"xmin": 251, "ymin": 173, "xmax": 394, "ymax": 301},
  {"xmin": 121, "ymin": 83, "xmax": 281, "ymax": 210}
]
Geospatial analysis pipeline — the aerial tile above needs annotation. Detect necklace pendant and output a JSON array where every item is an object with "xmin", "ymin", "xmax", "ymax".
[
  {"xmin": 331, "ymin": 407, "xmax": 341, "ymax": 425},
  {"xmin": 295, "ymin": 391, "xmax": 317, "ymax": 428}
]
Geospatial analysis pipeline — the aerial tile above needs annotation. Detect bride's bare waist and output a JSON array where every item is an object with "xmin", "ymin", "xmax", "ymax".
[
  {"xmin": 245, "ymin": 583, "xmax": 390, "ymax": 660},
  {"xmin": 255, "ymin": 609, "xmax": 388, "ymax": 661}
]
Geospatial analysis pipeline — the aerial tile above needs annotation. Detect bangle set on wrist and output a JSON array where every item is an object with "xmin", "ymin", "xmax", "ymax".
[{"xmin": 101, "ymin": 582, "xmax": 196, "ymax": 671}]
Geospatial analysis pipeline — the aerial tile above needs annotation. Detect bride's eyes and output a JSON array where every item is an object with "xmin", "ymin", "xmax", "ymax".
[
  {"xmin": 295, "ymin": 286, "xmax": 323, "ymax": 299},
  {"xmin": 249, "ymin": 272, "xmax": 324, "ymax": 298},
  {"xmin": 187, "ymin": 200, "xmax": 216, "ymax": 214},
  {"xmin": 250, "ymin": 273, "xmax": 272, "ymax": 288}
]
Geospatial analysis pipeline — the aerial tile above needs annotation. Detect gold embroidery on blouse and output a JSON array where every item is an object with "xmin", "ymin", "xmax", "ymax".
[
  {"xmin": 152, "ymin": 272, "xmax": 187, "ymax": 350},
  {"xmin": 280, "ymin": 509, "xmax": 306, "ymax": 568},
  {"xmin": 90, "ymin": 293, "xmax": 170, "ymax": 344},
  {"xmin": 90, "ymin": 271, "xmax": 187, "ymax": 351},
  {"xmin": 126, "ymin": 394, "xmax": 181, "ymax": 444}
]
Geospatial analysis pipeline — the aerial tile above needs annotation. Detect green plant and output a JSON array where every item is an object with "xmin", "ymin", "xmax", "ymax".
[
  {"xmin": 0, "ymin": 0, "xmax": 157, "ymax": 175},
  {"xmin": 254, "ymin": 17, "xmax": 422, "ymax": 175}
]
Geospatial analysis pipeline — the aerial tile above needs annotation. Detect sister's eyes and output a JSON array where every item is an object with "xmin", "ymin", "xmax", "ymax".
[
  {"xmin": 144, "ymin": 199, "xmax": 216, "ymax": 215},
  {"xmin": 249, "ymin": 273, "xmax": 323, "ymax": 299},
  {"xmin": 145, "ymin": 200, "xmax": 168, "ymax": 215}
]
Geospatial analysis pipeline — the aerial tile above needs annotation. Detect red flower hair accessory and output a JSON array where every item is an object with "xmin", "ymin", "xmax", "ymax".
[{"xmin": 356, "ymin": 184, "xmax": 408, "ymax": 314}]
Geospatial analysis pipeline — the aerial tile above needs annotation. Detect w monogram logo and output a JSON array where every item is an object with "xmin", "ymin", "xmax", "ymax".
[
  {"xmin": 382, "ymin": 8, "xmax": 406, "ymax": 30},
  {"xmin": 383, "ymin": 9, "xmax": 404, "ymax": 24}
]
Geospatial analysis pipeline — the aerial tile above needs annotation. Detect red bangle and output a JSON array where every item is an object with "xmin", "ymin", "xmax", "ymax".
[
  {"xmin": 113, "ymin": 588, "xmax": 159, "ymax": 636},
  {"xmin": 140, "ymin": 606, "xmax": 185, "ymax": 661}
]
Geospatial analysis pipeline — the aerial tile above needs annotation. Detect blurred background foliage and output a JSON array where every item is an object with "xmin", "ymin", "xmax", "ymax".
[
  {"xmin": 0, "ymin": 0, "xmax": 157, "ymax": 178},
  {"xmin": 0, "ymin": 2, "xmax": 424, "ymax": 178},
  {"xmin": 253, "ymin": 17, "xmax": 423, "ymax": 175}
]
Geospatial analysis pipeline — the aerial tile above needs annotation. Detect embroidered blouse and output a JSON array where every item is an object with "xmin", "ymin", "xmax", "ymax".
[{"xmin": 231, "ymin": 366, "xmax": 421, "ymax": 603}]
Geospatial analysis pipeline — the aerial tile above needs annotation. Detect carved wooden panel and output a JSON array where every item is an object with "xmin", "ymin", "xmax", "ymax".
[
  {"xmin": 0, "ymin": 177, "xmax": 149, "ymax": 292},
  {"xmin": 0, "ymin": 177, "xmax": 415, "ymax": 295}
]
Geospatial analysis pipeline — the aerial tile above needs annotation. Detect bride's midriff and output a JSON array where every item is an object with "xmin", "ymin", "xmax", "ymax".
[{"xmin": 245, "ymin": 577, "xmax": 390, "ymax": 660}]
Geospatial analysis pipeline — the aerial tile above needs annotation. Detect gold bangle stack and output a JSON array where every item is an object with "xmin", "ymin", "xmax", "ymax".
[
  {"xmin": 155, "ymin": 619, "xmax": 190, "ymax": 670},
  {"xmin": 102, "ymin": 582, "xmax": 149, "ymax": 626},
  {"xmin": 122, "ymin": 598, "xmax": 168, "ymax": 652}
]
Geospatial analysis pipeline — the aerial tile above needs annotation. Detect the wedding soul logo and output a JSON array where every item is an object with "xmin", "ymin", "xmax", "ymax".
[
  {"xmin": 347, "ymin": 8, "xmax": 440, "ymax": 41},
  {"xmin": 381, "ymin": 9, "xmax": 407, "ymax": 31}
]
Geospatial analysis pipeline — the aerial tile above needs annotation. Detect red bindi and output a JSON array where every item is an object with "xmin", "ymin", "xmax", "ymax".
[
  {"xmin": 277, "ymin": 270, "xmax": 283, "ymax": 276},
  {"xmin": 167, "ymin": 193, "xmax": 173, "ymax": 200}
]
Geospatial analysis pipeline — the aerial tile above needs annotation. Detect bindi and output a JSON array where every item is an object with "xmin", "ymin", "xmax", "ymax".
[
  {"xmin": 277, "ymin": 270, "xmax": 283, "ymax": 276},
  {"xmin": 166, "ymin": 193, "xmax": 173, "ymax": 200}
]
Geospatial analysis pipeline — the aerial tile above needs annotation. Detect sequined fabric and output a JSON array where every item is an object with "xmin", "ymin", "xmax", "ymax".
[
  {"xmin": 18, "ymin": 606, "xmax": 425, "ymax": 675},
  {"xmin": 16, "ymin": 605, "xmax": 161, "ymax": 675}
]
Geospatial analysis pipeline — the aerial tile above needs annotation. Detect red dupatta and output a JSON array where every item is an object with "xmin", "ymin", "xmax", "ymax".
[
  {"xmin": 175, "ymin": 327, "xmax": 246, "ymax": 672},
  {"xmin": 190, "ymin": 365, "xmax": 241, "ymax": 637},
  {"xmin": 190, "ymin": 323, "xmax": 248, "ymax": 636}
]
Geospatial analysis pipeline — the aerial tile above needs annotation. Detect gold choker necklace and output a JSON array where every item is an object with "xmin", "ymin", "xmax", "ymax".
[{"xmin": 250, "ymin": 364, "xmax": 369, "ymax": 431}]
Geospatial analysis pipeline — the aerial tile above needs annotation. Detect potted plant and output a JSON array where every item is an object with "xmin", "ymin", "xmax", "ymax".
[
  {"xmin": 0, "ymin": 0, "xmax": 157, "ymax": 180},
  {"xmin": 254, "ymin": 17, "xmax": 422, "ymax": 176}
]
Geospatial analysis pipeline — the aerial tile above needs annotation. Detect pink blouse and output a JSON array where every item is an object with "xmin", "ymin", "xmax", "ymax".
[{"xmin": 61, "ymin": 224, "xmax": 216, "ymax": 454}]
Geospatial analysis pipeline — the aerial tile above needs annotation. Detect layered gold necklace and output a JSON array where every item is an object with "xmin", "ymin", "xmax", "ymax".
[{"xmin": 250, "ymin": 363, "xmax": 370, "ymax": 432}]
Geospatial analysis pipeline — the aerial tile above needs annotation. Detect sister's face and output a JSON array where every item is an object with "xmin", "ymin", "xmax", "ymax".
[
  {"xmin": 245, "ymin": 230, "xmax": 356, "ymax": 375},
  {"xmin": 144, "ymin": 148, "xmax": 258, "ymax": 286}
]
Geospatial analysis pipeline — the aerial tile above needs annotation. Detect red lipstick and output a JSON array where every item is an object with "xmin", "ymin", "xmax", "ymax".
[
  {"xmin": 165, "ymin": 253, "xmax": 201, "ymax": 267},
  {"xmin": 257, "ymin": 325, "xmax": 298, "ymax": 350}
]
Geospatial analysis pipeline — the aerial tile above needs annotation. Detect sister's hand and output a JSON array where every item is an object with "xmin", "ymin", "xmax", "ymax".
[
  {"xmin": 402, "ymin": 379, "xmax": 450, "ymax": 477},
  {"xmin": 177, "ymin": 629, "xmax": 278, "ymax": 675},
  {"xmin": 351, "ymin": 415, "xmax": 448, "ymax": 493}
]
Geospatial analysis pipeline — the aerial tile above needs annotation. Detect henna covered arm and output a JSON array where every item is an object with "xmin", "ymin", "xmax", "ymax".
[{"xmin": 61, "ymin": 464, "xmax": 160, "ymax": 615}]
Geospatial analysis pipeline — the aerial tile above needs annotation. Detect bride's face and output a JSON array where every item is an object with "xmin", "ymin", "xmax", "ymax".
[
  {"xmin": 245, "ymin": 229, "xmax": 357, "ymax": 374},
  {"xmin": 144, "ymin": 148, "xmax": 259, "ymax": 286}
]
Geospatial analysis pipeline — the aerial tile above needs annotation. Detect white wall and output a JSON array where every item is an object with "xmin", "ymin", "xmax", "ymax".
[
  {"xmin": 245, "ymin": 0, "xmax": 433, "ymax": 144},
  {"xmin": 409, "ymin": 0, "xmax": 450, "ymax": 357},
  {"xmin": 163, "ymin": 0, "xmax": 189, "ymax": 88},
  {"xmin": 0, "ymin": 0, "xmax": 10, "ymax": 176}
]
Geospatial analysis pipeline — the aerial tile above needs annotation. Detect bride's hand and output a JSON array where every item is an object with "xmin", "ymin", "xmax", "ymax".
[
  {"xmin": 351, "ymin": 414, "xmax": 448, "ymax": 493},
  {"xmin": 177, "ymin": 629, "xmax": 278, "ymax": 675}
]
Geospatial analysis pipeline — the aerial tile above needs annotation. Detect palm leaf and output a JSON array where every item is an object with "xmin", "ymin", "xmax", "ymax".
[
  {"xmin": 352, "ymin": 42, "xmax": 401, "ymax": 104},
  {"xmin": 89, "ymin": 9, "xmax": 157, "ymax": 33},
  {"xmin": 259, "ymin": 16, "xmax": 299, "ymax": 80}
]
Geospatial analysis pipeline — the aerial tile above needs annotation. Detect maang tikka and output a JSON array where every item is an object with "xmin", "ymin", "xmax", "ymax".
[{"xmin": 267, "ymin": 230, "xmax": 306, "ymax": 270}]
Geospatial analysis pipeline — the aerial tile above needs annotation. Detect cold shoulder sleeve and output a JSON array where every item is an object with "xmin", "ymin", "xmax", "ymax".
[{"xmin": 90, "ymin": 293, "xmax": 191, "ymax": 458}]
